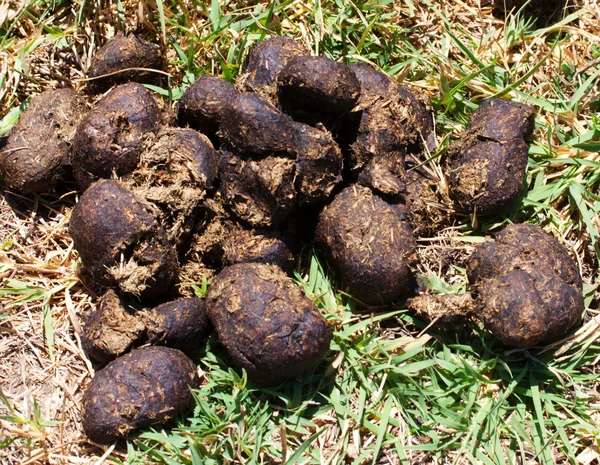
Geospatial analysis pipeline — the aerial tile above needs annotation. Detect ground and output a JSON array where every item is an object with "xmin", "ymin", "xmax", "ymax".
[{"xmin": 1, "ymin": 0, "xmax": 600, "ymax": 464}]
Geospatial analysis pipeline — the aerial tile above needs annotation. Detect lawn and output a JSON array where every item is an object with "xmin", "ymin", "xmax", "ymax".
[{"xmin": 1, "ymin": 0, "xmax": 600, "ymax": 463}]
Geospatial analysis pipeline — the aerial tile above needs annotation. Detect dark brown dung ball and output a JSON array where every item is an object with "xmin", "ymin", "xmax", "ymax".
[
  {"xmin": 292, "ymin": 123, "xmax": 343, "ymax": 206},
  {"xmin": 72, "ymin": 82, "xmax": 162, "ymax": 190},
  {"xmin": 144, "ymin": 297, "xmax": 210, "ymax": 352},
  {"xmin": 344, "ymin": 64, "xmax": 427, "ymax": 198},
  {"xmin": 82, "ymin": 346, "xmax": 199, "ymax": 444},
  {"xmin": 464, "ymin": 98, "xmax": 534, "ymax": 142},
  {"xmin": 177, "ymin": 75, "xmax": 239, "ymax": 138},
  {"xmin": 447, "ymin": 98, "xmax": 534, "ymax": 215},
  {"xmin": 0, "ymin": 88, "xmax": 87, "ymax": 194},
  {"xmin": 315, "ymin": 185, "xmax": 416, "ymax": 305},
  {"xmin": 206, "ymin": 263, "xmax": 332, "ymax": 386},
  {"xmin": 125, "ymin": 128, "xmax": 218, "ymax": 253},
  {"xmin": 349, "ymin": 63, "xmax": 436, "ymax": 152},
  {"xmin": 87, "ymin": 33, "xmax": 163, "ymax": 92},
  {"xmin": 467, "ymin": 223, "xmax": 584, "ymax": 347},
  {"xmin": 277, "ymin": 56, "xmax": 360, "ymax": 117},
  {"xmin": 81, "ymin": 289, "xmax": 146, "ymax": 365},
  {"xmin": 241, "ymin": 36, "xmax": 309, "ymax": 96},
  {"xmin": 69, "ymin": 179, "xmax": 178, "ymax": 300},
  {"xmin": 219, "ymin": 150, "xmax": 296, "ymax": 228},
  {"xmin": 219, "ymin": 92, "xmax": 298, "ymax": 155}
]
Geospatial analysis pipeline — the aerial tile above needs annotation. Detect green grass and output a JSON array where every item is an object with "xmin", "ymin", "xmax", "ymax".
[{"xmin": 1, "ymin": 0, "xmax": 600, "ymax": 463}]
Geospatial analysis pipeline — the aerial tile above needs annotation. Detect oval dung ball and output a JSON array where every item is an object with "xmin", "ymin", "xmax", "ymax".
[
  {"xmin": 220, "ymin": 92, "xmax": 298, "ymax": 155},
  {"xmin": 0, "ymin": 88, "xmax": 87, "ymax": 194},
  {"xmin": 242, "ymin": 36, "xmax": 309, "ymax": 92},
  {"xmin": 277, "ymin": 56, "xmax": 360, "ymax": 116},
  {"xmin": 88, "ymin": 33, "xmax": 163, "ymax": 92},
  {"xmin": 81, "ymin": 289, "xmax": 146, "ymax": 365},
  {"xmin": 465, "ymin": 98, "xmax": 534, "ymax": 142},
  {"xmin": 177, "ymin": 75, "xmax": 239, "ymax": 138},
  {"xmin": 449, "ymin": 138, "xmax": 528, "ymax": 214},
  {"xmin": 467, "ymin": 223, "xmax": 584, "ymax": 347},
  {"xmin": 315, "ymin": 185, "xmax": 415, "ymax": 305},
  {"xmin": 447, "ymin": 98, "xmax": 533, "ymax": 214},
  {"xmin": 144, "ymin": 297, "xmax": 210, "ymax": 352},
  {"xmin": 125, "ymin": 128, "xmax": 218, "ymax": 253},
  {"xmin": 82, "ymin": 346, "xmax": 199, "ymax": 444},
  {"xmin": 72, "ymin": 82, "xmax": 162, "ymax": 190},
  {"xmin": 206, "ymin": 263, "xmax": 332, "ymax": 386},
  {"xmin": 69, "ymin": 179, "xmax": 178, "ymax": 300}
]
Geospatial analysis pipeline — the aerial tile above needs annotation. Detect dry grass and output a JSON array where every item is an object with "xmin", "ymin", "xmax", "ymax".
[{"xmin": 1, "ymin": 0, "xmax": 600, "ymax": 463}]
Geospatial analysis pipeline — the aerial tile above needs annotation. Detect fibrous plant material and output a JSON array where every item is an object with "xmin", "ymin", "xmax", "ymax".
[
  {"xmin": 69, "ymin": 179, "xmax": 178, "ymax": 300},
  {"xmin": 206, "ymin": 262, "xmax": 332, "ymax": 386},
  {"xmin": 72, "ymin": 82, "xmax": 162, "ymax": 190},
  {"xmin": 315, "ymin": 185, "xmax": 416, "ymax": 305},
  {"xmin": 125, "ymin": 128, "xmax": 218, "ymax": 253},
  {"xmin": 240, "ymin": 35, "xmax": 309, "ymax": 100},
  {"xmin": 183, "ymin": 197, "xmax": 294, "ymax": 281},
  {"xmin": 467, "ymin": 223, "xmax": 584, "ymax": 347},
  {"xmin": 277, "ymin": 56, "xmax": 360, "ymax": 119},
  {"xmin": 177, "ymin": 75, "xmax": 239, "ymax": 139},
  {"xmin": 403, "ymin": 166, "xmax": 451, "ymax": 236},
  {"xmin": 87, "ymin": 33, "xmax": 164, "ymax": 92},
  {"xmin": 82, "ymin": 346, "xmax": 199, "ymax": 444},
  {"xmin": 0, "ymin": 88, "xmax": 87, "ymax": 194},
  {"xmin": 447, "ymin": 98, "xmax": 534, "ymax": 214}
]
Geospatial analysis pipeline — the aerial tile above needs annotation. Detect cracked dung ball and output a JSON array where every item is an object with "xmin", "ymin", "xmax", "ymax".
[
  {"xmin": 349, "ymin": 63, "xmax": 436, "ymax": 153},
  {"xmin": 72, "ymin": 82, "xmax": 162, "ymax": 190},
  {"xmin": 82, "ymin": 346, "xmax": 199, "ymax": 444},
  {"xmin": 69, "ymin": 179, "xmax": 178, "ymax": 300},
  {"xmin": 277, "ymin": 56, "xmax": 360, "ymax": 119},
  {"xmin": 124, "ymin": 128, "xmax": 218, "ymax": 254},
  {"xmin": 206, "ymin": 263, "xmax": 332, "ymax": 386},
  {"xmin": 183, "ymin": 197, "xmax": 294, "ymax": 280},
  {"xmin": 81, "ymin": 289, "xmax": 146, "ymax": 365},
  {"xmin": 467, "ymin": 223, "xmax": 584, "ymax": 347},
  {"xmin": 241, "ymin": 36, "xmax": 309, "ymax": 99},
  {"xmin": 218, "ymin": 93, "xmax": 342, "ymax": 221},
  {"xmin": 315, "ymin": 184, "xmax": 416, "ymax": 305},
  {"xmin": 177, "ymin": 75, "xmax": 239, "ymax": 140},
  {"xmin": 447, "ymin": 98, "xmax": 534, "ymax": 214},
  {"xmin": 219, "ymin": 150, "xmax": 297, "ymax": 228},
  {"xmin": 87, "ymin": 33, "xmax": 163, "ymax": 92},
  {"xmin": 0, "ymin": 88, "xmax": 88, "ymax": 194},
  {"xmin": 344, "ymin": 63, "xmax": 433, "ymax": 199}
]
